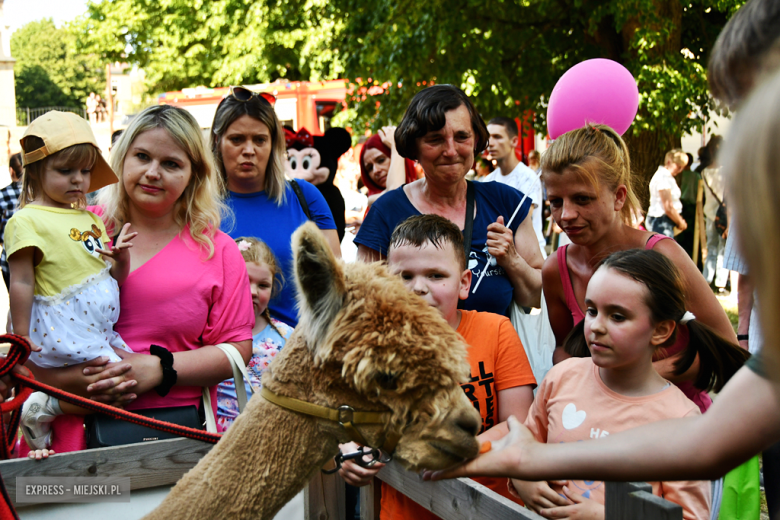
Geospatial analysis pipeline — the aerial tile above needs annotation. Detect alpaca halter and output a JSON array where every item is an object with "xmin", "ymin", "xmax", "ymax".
[{"xmin": 260, "ymin": 387, "xmax": 401, "ymax": 460}]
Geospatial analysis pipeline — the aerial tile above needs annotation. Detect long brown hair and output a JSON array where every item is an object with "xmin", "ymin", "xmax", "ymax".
[
  {"xmin": 708, "ymin": 0, "xmax": 780, "ymax": 109},
  {"xmin": 563, "ymin": 249, "xmax": 749, "ymax": 393}
]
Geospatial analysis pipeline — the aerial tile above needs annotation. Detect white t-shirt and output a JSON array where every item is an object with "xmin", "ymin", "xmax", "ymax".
[
  {"xmin": 482, "ymin": 162, "xmax": 546, "ymax": 257},
  {"xmin": 647, "ymin": 166, "xmax": 682, "ymax": 218}
]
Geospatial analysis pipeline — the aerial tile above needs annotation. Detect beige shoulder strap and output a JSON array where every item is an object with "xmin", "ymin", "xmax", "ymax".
[{"xmin": 202, "ymin": 343, "xmax": 255, "ymax": 433}]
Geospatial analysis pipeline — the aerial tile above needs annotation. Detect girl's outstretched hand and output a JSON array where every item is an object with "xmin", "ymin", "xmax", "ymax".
[
  {"xmin": 98, "ymin": 223, "xmax": 137, "ymax": 286},
  {"xmin": 423, "ymin": 415, "xmax": 538, "ymax": 481},
  {"xmin": 97, "ymin": 223, "xmax": 137, "ymax": 262}
]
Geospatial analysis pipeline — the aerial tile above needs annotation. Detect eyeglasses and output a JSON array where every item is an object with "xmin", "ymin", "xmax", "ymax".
[{"xmin": 228, "ymin": 86, "xmax": 276, "ymax": 106}]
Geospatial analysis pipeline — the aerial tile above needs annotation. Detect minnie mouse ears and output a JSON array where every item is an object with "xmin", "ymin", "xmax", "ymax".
[{"xmin": 315, "ymin": 128, "xmax": 352, "ymax": 158}]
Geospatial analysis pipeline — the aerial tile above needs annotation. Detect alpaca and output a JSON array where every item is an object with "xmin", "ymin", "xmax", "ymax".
[{"xmin": 143, "ymin": 222, "xmax": 481, "ymax": 519}]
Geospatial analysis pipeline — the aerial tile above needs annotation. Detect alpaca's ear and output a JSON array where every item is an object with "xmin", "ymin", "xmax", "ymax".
[{"xmin": 293, "ymin": 222, "xmax": 346, "ymax": 353}]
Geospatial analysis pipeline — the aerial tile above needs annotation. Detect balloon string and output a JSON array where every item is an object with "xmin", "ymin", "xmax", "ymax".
[{"xmin": 472, "ymin": 174, "xmax": 542, "ymax": 294}]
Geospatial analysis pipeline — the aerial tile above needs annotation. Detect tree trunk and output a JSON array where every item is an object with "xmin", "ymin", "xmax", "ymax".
[
  {"xmin": 623, "ymin": 127, "xmax": 681, "ymax": 208},
  {"xmin": 620, "ymin": 0, "xmax": 684, "ymax": 209}
]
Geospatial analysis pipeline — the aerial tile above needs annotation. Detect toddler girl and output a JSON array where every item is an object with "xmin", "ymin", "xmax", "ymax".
[
  {"xmin": 216, "ymin": 237, "xmax": 293, "ymax": 431},
  {"xmin": 513, "ymin": 249, "xmax": 747, "ymax": 520},
  {"xmin": 5, "ymin": 111, "xmax": 136, "ymax": 452}
]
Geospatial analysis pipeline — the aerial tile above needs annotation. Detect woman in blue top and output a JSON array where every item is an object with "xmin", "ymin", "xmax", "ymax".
[
  {"xmin": 211, "ymin": 87, "xmax": 340, "ymax": 326},
  {"xmin": 355, "ymin": 85, "xmax": 543, "ymax": 315}
]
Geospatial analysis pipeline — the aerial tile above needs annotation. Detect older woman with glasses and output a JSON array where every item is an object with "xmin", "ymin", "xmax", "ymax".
[{"xmin": 212, "ymin": 87, "xmax": 341, "ymax": 327}]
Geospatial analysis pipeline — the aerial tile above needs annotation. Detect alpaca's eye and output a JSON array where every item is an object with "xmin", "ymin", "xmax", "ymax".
[{"xmin": 375, "ymin": 372, "xmax": 399, "ymax": 391}]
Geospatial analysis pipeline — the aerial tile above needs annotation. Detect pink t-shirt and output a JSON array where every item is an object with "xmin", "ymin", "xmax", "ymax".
[
  {"xmin": 118, "ymin": 229, "xmax": 254, "ymax": 413},
  {"xmin": 28, "ymin": 220, "xmax": 254, "ymax": 456},
  {"xmin": 525, "ymin": 358, "xmax": 711, "ymax": 520}
]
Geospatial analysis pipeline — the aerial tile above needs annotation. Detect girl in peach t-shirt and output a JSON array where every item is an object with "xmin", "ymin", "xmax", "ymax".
[{"xmin": 514, "ymin": 249, "xmax": 747, "ymax": 520}]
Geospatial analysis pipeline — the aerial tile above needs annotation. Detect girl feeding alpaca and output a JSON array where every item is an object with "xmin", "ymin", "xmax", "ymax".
[
  {"xmin": 513, "ymin": 249, "xmax": 748, "ymax": 519},
  {"xmin": 216, "ymin": 237, "xmax": 293, "ymax": 431},
  {"xmin": 4, "ymin": 111, "xmax": 136, "ymax": 452}
]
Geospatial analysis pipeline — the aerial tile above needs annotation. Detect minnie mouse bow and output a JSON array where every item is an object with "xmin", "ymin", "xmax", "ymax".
[{"xmin": 285, "ymin": 128, "xmax": 314, "ymax": 148}]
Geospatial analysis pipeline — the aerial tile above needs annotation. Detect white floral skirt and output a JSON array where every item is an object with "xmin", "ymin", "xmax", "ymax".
[{"xmin": 28, "ymin": 266, "xmax": 132, "ymax": 368}]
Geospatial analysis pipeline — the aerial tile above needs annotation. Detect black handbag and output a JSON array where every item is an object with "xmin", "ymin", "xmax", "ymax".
[
  {"xmin": 85, "ymin": 405, "xmax": 203, "ymax": 449},
  {"xmin": 85, "ymin": 344, "xmax": 253, "ymax": 449}
]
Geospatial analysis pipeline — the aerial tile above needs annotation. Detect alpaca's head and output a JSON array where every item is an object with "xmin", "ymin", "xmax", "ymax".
[{"xmin": 290, "ymin": 222, "xmax": 480, "ymax": 470}]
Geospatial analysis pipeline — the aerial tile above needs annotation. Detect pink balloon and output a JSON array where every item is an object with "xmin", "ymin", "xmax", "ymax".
[{"xmin": 547, "ymin": 58, "xmax": 639, "ymax": 139}]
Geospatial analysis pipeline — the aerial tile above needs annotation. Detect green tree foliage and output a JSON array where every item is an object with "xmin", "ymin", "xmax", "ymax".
[
  {"xmin": 11, "ymin": 19, "xmax": 104, "ymax": 109},
  {"xmin": 325, "ymin": 0, "xmax": 744, "ymax": 189},
  {"xmin": 74, "ymin": 0, "xmax": 744, "ymax": 189},
  {"xmin": 74, "ymin": 0, "xmax": 344, "ymax": 94}
]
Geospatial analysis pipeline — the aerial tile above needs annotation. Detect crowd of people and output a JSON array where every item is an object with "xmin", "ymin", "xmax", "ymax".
[
  {"xmin": 0, "ymin": 0, "xmax": 778, "ymax": 518},
  {"xmin": 86, "ymin": 92, "xmax": 109, "ymax": 125}
]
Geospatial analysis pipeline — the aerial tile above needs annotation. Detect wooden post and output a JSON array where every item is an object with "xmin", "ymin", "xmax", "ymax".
[
  {"xmin": 359, "ymin": 477, "xmax": 381, "ymax": 520},
  {"xmin": 605, "ymin": 482, "xmax": 682, "ymax": 520},
  {"xmin": 693, "ymin": 179, "xmax": 705, "ymax": 266},
  {"xmin": 106, "ymin": 63, "xmax": 114, "ymax": 135},
  {"xmin": 304, "ymin": 471, "xmax": 345, "ymax": 520}
]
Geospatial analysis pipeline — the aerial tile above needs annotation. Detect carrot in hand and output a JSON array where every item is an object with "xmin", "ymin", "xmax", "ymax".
[{"xmin": 479, "ymin": 441, "xmax": 491, "ymax": 454}]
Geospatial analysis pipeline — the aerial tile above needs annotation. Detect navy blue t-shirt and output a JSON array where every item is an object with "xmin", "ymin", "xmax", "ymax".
[
  {"xmin": 222, "ymin": 180, "xmax": 336, "ymax": 327},
  {"xmin": 354, "ymin": 181, "xmax": 531, "ymax": 316}
]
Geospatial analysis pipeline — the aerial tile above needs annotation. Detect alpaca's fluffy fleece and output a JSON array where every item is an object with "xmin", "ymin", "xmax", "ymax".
[{"xmin": 144, "ymin": 222, "xmax": 479, "ymax": 520}]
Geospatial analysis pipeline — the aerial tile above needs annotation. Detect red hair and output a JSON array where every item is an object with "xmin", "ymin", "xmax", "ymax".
[{"xmin": 359, "ymin": 134, "xmax": 418, "ymax": 195}]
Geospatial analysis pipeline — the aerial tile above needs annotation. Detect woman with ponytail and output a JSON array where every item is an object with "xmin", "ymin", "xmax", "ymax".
[{"xmin": 541, "ymin": 123, "xmax": 738, "ymax": 412}]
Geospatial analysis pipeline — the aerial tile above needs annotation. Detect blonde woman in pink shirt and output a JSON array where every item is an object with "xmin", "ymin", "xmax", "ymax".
[
  {"xmin": 507, "ymin": 249, "xmax": 747, "ymax": 520},
  {"xmin": 25, "ymin": 105, "xmax": 255, "ymax": 453}
]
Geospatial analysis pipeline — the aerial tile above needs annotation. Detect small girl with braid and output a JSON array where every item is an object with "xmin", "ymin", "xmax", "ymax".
[{"xmin": 216, "ymin": 237, "xmax": 293, "ymax": 431}]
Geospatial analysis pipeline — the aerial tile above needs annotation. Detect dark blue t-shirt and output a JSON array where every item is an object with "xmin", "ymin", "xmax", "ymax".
[
  {"xmin": 354, "ymin": 181, "xmax": 531, "ymax": 316},
  {"xmin": 222, "ymin": 180, "xmax": 336, "ymax": 327}
]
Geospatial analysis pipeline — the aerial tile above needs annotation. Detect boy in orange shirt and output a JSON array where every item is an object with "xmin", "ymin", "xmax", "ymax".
[{"xmin": 339, "ymin": 214, "xmax": 537, "ymax": 519}]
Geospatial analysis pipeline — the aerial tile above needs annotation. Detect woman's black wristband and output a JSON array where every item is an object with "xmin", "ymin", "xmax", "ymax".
[
  {"xmin": 150, "ymin": 345, "xmax": 177, "ymax": 397},
  {"xmin": 737, "ymin": 334, "xmax": 749, "ymax": 341}
]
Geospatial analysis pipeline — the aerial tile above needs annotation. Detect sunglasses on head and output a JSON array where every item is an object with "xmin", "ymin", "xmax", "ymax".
[{"xmin": 228, "ymin": 86, "xmax": 276, "ymax": 106}]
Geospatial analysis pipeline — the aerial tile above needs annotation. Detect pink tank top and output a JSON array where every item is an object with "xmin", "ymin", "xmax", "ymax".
[{"xmin": 557, "ymin": 235, "xmax": 712, "ymax": 412}]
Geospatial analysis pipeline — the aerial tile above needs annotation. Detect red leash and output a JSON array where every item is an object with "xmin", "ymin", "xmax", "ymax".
[
  {"xmin": 0, "ymin": 334, "xmax": 222, "ymax": 455},
  {"xmin": 0, "ymin": 334, "xmax": 224, "ymax": 519}
]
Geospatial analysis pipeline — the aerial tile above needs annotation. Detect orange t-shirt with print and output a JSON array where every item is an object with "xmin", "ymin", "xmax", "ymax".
[{"xmin": 380, "ymin": 310, "xmax": 537, "ymax": 520}]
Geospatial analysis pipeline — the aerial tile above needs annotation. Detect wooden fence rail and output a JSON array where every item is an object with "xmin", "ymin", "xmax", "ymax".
[
  {"xmin": 606, "ymin": 481, "xmax": 682, "ymax": 520},
  {"xmin": 354, "ymin": 459, "xmax": 683, "ymax": 520},
  {"xmin": 358, "ymin": 458, "xmax": 544, "ymax": 520},
  {"xmin": 0, "ymin": 437, "xmax": 211, "ymax": 506},
  {"xmin": 0, "ymin": 437, "xmax": 682, "ymax": 519}
]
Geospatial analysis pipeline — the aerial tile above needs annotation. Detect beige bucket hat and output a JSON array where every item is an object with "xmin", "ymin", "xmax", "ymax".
[{"xmin": 21, "ymin": 111, "xmax": 118, "ymax": 193}]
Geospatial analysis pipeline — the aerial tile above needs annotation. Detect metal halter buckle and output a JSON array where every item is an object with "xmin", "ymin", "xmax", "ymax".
[
  {"xmin": 321, "ymin": 446, "xmax": 383, "ymax": 475},
  {"xmin": 337, "ymin": 405, "xmax": 355, "ymax": 426}
]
